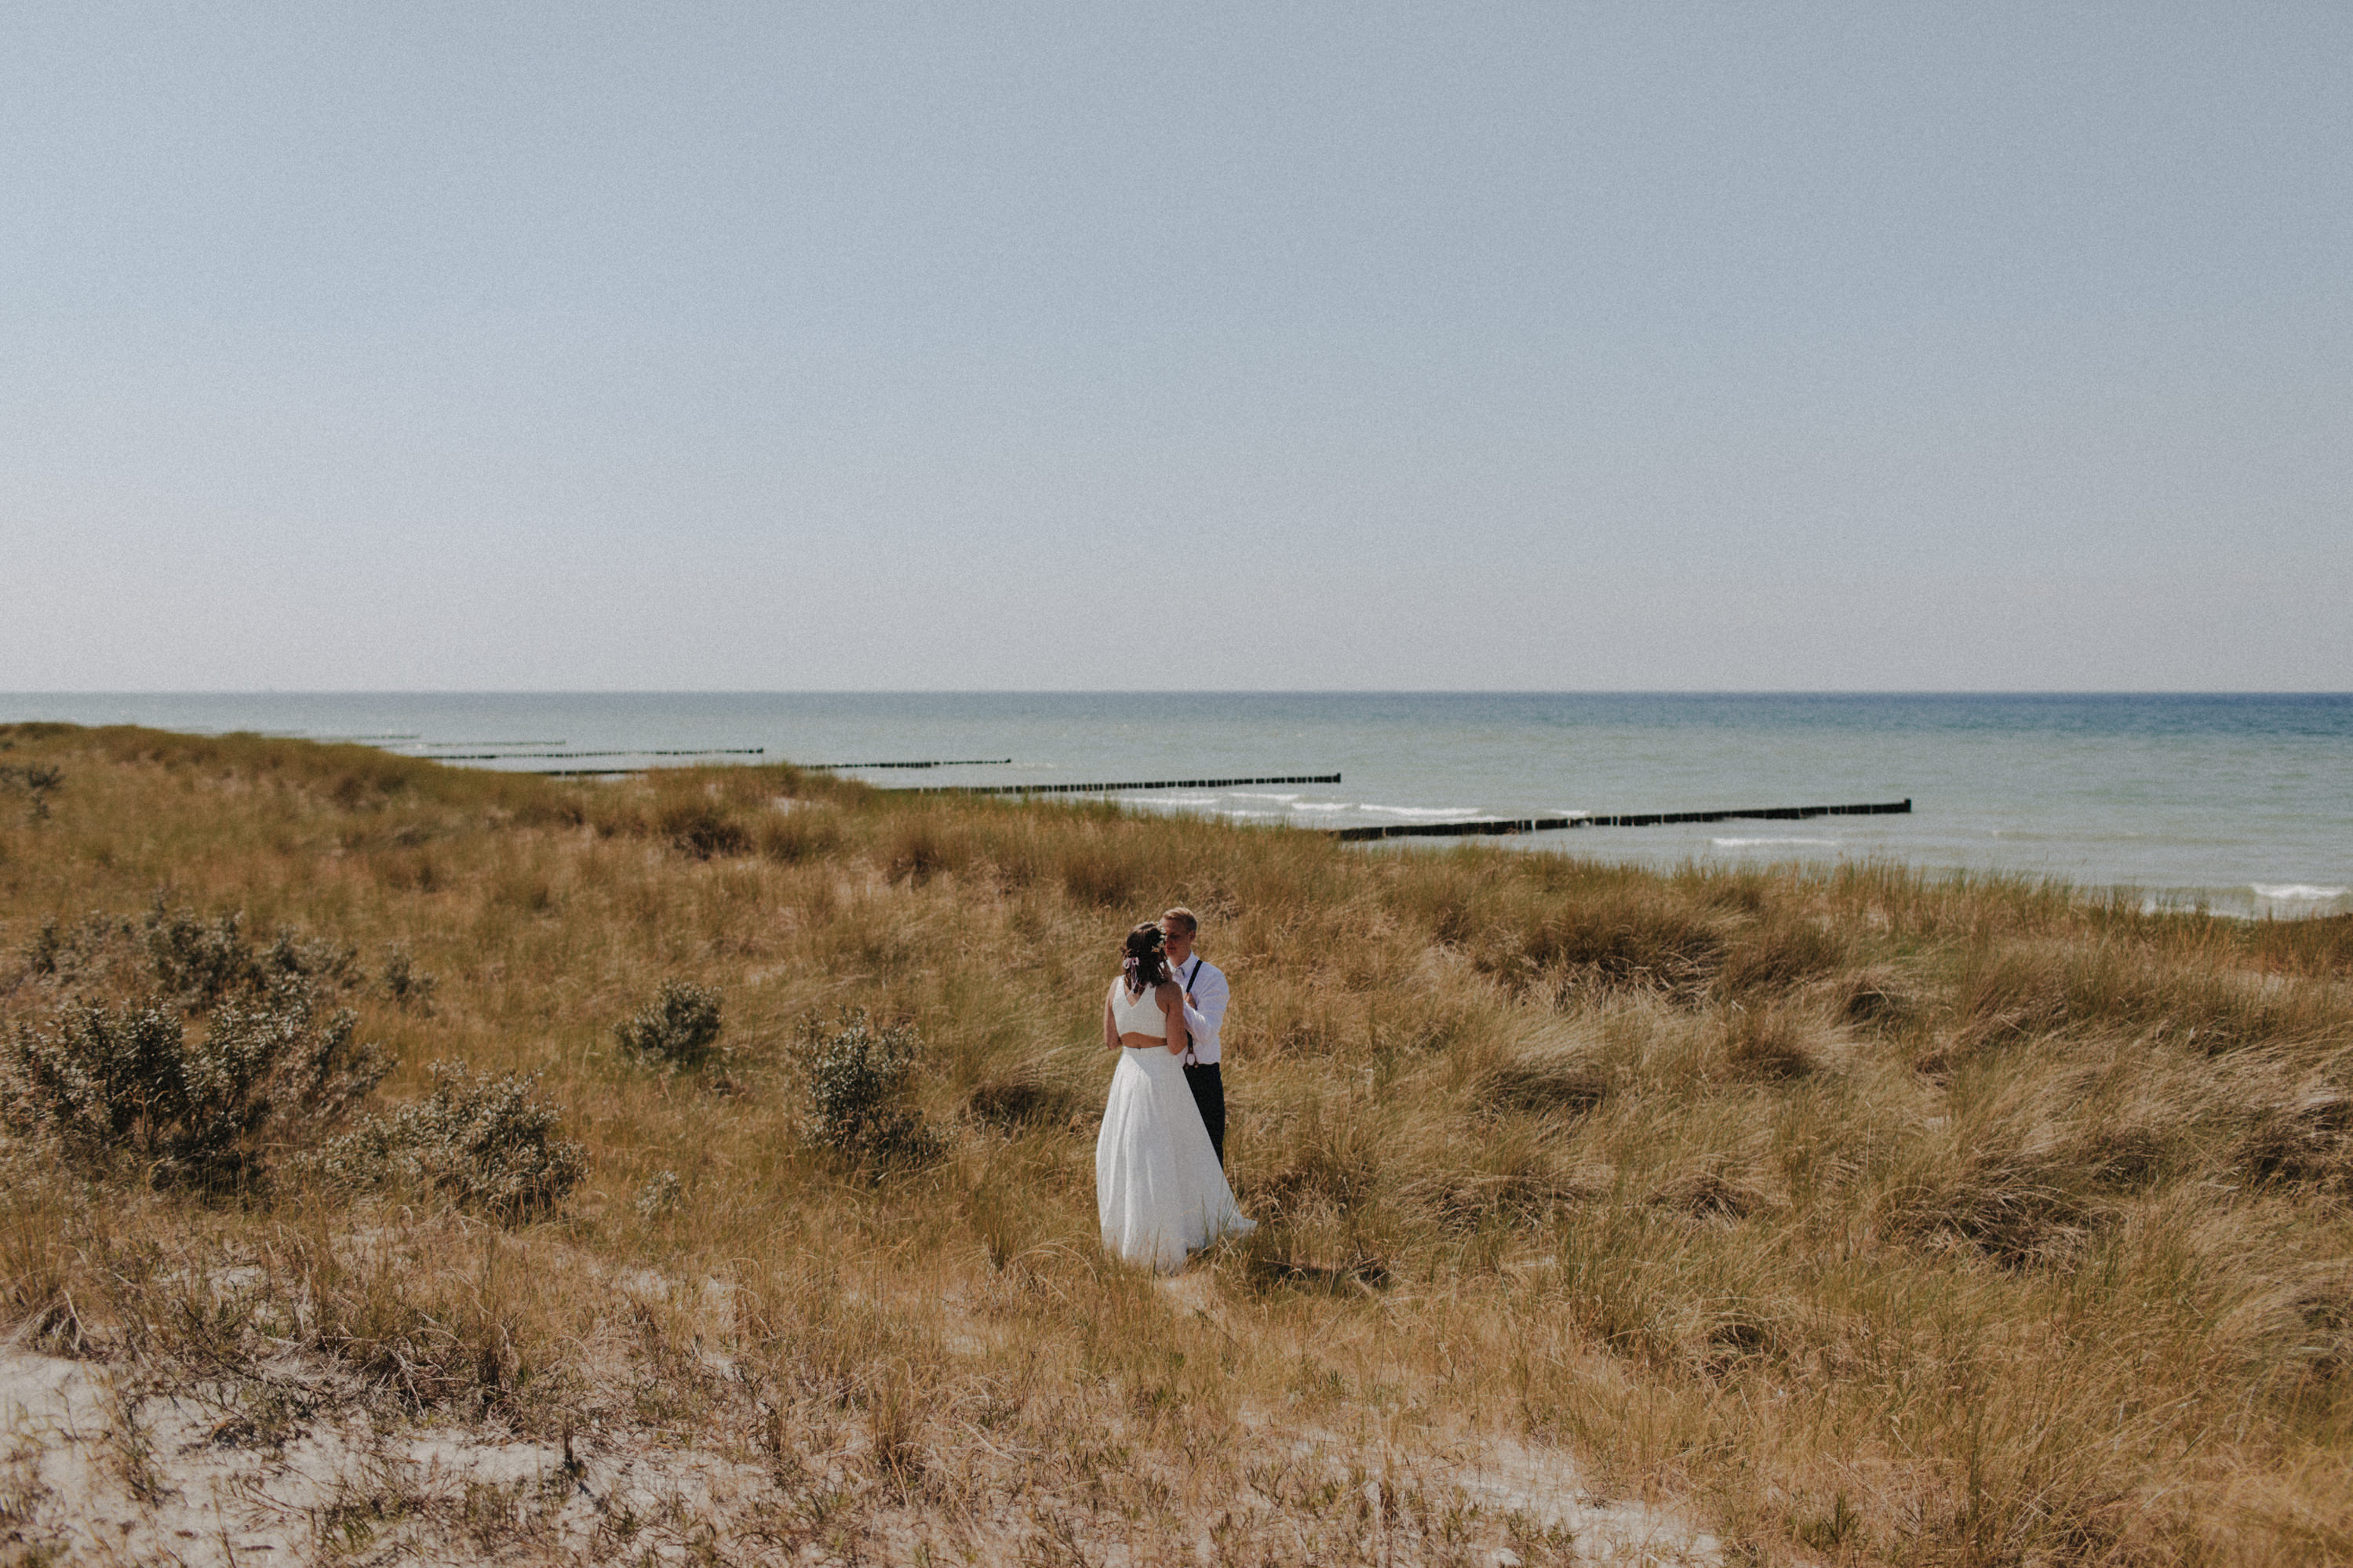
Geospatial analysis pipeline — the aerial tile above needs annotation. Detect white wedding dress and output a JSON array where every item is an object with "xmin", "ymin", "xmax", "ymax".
[{"xmin": 1096, "ymin": 977, "xmax": 1255, "ymax": 1272}]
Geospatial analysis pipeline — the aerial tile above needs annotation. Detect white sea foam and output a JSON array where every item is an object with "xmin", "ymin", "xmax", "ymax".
[
  {"xmin": 2251, "ymin": 883, "xmax": 2349, "ymax": 901},
  {"xmin": 1359, "ymin": 804, "xmax": 1484, "ymax": 818},
  {"xmin": 1233, "ymin": 791, "xmax": 1300, "ymax": 802},
  {"xmin": 1286, "ymin": 801, "xmax": 1355, "ymax": 813},
  {"xmin": 1127, "ymin": 796, "xmax": 1223, "ymax": 815},
  {"xmin": 1711, "ymin": 836, "xmax": 1839, "ymax": 848}
]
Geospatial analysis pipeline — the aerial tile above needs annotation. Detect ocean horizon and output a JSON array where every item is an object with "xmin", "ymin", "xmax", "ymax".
[{"xmin": 9, "ymin": 690, "xmax": 2348, "ymax": 919}]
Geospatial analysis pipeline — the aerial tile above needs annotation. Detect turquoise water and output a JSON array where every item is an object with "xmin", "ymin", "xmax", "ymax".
[{"xmin": 8, "ymin": 693, "xmax": 2348, "ymax": 918}]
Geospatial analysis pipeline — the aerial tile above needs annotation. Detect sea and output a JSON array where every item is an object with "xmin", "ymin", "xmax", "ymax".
[{"xmin": 7, "ymin": 693, "xmax": 2348, "ymax": 920}]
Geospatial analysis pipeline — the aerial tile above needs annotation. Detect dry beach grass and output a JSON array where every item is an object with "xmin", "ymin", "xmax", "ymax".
[{"xmin": 1, "ymin": 722, "xmax": 2349, "ymax": 1565}]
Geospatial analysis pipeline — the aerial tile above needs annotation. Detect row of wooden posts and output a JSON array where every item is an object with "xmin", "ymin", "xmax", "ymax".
[
  {"xmin": 1325, "ymin": 799, "xmax": 1913, "ymax": 841},
  {"xmin": 468, "ymin": 747, "xmax": 1913, "ymax": 838}
]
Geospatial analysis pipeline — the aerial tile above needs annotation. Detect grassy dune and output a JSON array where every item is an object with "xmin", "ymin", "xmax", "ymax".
[{"xmin": 2, "ymin": 722, "xmax": 2349, "ymax": 1565}]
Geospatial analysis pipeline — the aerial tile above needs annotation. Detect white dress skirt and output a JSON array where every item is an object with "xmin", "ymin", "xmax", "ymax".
[{"xmin": 1095, "ymin": 1042, "xmax": 1255, "ymax": 1272}]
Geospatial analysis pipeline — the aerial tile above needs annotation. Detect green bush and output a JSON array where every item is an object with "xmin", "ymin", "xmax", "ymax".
[
  {"xmin": 635, "ymin": 1170, "xmax": 683, "ymax": 1218},
  {"xmin": 792, "ymin": 1010, "xmax": 944, "ymax": 1174},
  {"xmin": 309, "ymin": 1060, "xmax": 587, "ymax": 1219},
  {"xmin": 0, "ymin": 762, "xmax": 62, "ymax": 820},
  {"xmin": 1, "ymin": 978, "xmax": 390, "ymax": 1189},
  {"xmin": 141, "ymin": 897, "xmax": 361, "ymax": 1009},
  {"xmin": 377, "ymin": 942, "xmax": 436, "ymax": 1010},
  {"xmin": 614, "ymin": 980, "xmax": 723, "ymax": 1070},
  {"xmin": 21, "ymin": 912, "xmax": 126, "ymax": 983},
  {"xmin": 142, "ymin": 901, "xmax": 255, "ymax": 1005}
]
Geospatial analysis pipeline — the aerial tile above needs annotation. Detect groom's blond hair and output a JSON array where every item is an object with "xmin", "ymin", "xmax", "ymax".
[{"xmin": 1160, "ymin": 906, "xmax": 1199, "ymax": 937}]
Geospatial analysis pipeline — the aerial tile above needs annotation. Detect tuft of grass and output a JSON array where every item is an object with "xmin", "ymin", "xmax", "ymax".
[
  {"xmin": 1721, "ymin": 1003, "xmax": 1819, "ymax": 1081},
  {"xmin": 963, "ymin": 1065, "xmax": 1083, "ymax": 1133},
  {"xmin": 657, "ymin": 799, "xmax": 751, "ymax": 860},
  {"xmin": 1473, "ymin": 1046, "xmax": 1609, "ymax": 1119}
]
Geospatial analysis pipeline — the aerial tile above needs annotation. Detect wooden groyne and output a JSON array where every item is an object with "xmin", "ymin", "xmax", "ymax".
[
  {"xmin": 1329, "ymin": 798, "xmax": 1911, "ymax": 842},
  {"xmin": 810, "ymin": 758, "xmax": 1014, "ymax": 770},
  {"xmin": 921, "ymin": 773, "xmax": 1342, "ymax": 796},
  {"xmin": 444, "ymin": 748, "xmax": 767, "ymax": 762}
]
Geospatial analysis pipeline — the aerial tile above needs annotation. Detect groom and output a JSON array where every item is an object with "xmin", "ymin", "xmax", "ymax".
[{"xmin": 1160, "ymin": 907, "xmax": 1230, "ymax": 1166}]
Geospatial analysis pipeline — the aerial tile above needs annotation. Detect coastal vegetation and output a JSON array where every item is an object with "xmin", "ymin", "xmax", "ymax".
[{"xmin": 1, "ymin": 722, "xmax": 2348, "ymax": 1564}]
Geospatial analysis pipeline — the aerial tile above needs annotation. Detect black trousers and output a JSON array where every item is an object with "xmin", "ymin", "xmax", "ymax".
[{"xmin": 1182, "ymin": 1062, "xmax": 1226, "ymax": 1166}]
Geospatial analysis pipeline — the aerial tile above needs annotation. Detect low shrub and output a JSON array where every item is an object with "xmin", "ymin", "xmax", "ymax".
[
  {"xmin": 614, "ymin": 979, "xmax": 723, "ymax": 1070},
  {"xmin": 20, "ymin": 912, "xmax": 131, "ymax": 984},
  {"xmin": 310, "ymin": 1060, "xmax": 587, "ymax": 1218},
  {"xmin": 792, "ymin": 1010, "xmax": 945, "ymax": 1174},
  {"xmin": 635, "ymin": 1170, "xmax": 683, "ymax": 1218},
  {"xmin": 259, "ymin": 926, "xmax": 363, "ymax": 991},
  {"xmin": 142, "ymin": 900, "xmax": 256, "ymax": 1005},
  {"xmin": 1, "ymin": 979, "xmax": 390, "ymax": 1189},
  {"xmin": 0, "ymin": 762, "xmax": 63, "ymax": 820},
  {"xmin": 141, "ymin": 897, "xmax": 362, "ymax": 1009},
  {"xmin": 377, "ymin": 943, "xmax": 436, "ymax": 1010}
]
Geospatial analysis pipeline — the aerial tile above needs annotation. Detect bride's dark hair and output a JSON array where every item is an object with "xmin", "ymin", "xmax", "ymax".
[{"xmin": 1121, "ymin": 921, "xmax": 1171, "ymax": 996}]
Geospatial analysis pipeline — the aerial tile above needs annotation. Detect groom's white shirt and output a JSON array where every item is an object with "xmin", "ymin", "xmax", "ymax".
[{"xmin": 1178, "ymin": 955, "xmax": 1228, "ymax": 1066}]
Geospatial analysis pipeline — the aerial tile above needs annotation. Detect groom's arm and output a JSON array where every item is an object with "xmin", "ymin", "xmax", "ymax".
[{"xmin": 1182, "ymin": 966, "xmax": 1229, "ymax": 1050}]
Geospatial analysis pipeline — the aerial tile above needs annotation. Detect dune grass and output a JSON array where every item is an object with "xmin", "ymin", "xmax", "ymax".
[{"xmin": 1, "ymin": 722, "xmax": 2349, "ymax": 1564}]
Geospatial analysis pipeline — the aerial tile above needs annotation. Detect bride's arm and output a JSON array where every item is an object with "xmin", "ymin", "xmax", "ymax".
[
  {"xmin": 1103, "ymin": 982, "xmax": 1122, "ymax": 1050},
  {"xmin": 1159, "ymin": 981, "xmax": 1190, "ymax": 1056}
]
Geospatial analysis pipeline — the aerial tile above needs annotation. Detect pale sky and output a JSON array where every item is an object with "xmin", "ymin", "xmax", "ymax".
[{"xmin": 5, "ymin": 5, "xmax": 2347, "ymax": 691}]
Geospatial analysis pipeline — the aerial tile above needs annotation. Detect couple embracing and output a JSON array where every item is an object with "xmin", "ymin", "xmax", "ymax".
[{"xmin": 1095, "ymin": 907, "xmax": 1256, "ymax": 1271}]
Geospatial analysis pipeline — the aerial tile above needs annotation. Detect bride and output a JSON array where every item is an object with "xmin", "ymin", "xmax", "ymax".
[{"xmin": 1096, "ymin": 920, "xmax": 1255, "ymax": 1271}]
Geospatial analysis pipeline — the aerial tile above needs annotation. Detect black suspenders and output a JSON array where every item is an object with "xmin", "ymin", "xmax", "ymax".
[{"xmin": 1180, "ymin": 959, "xmax": 1202, "ymax": 1060}]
